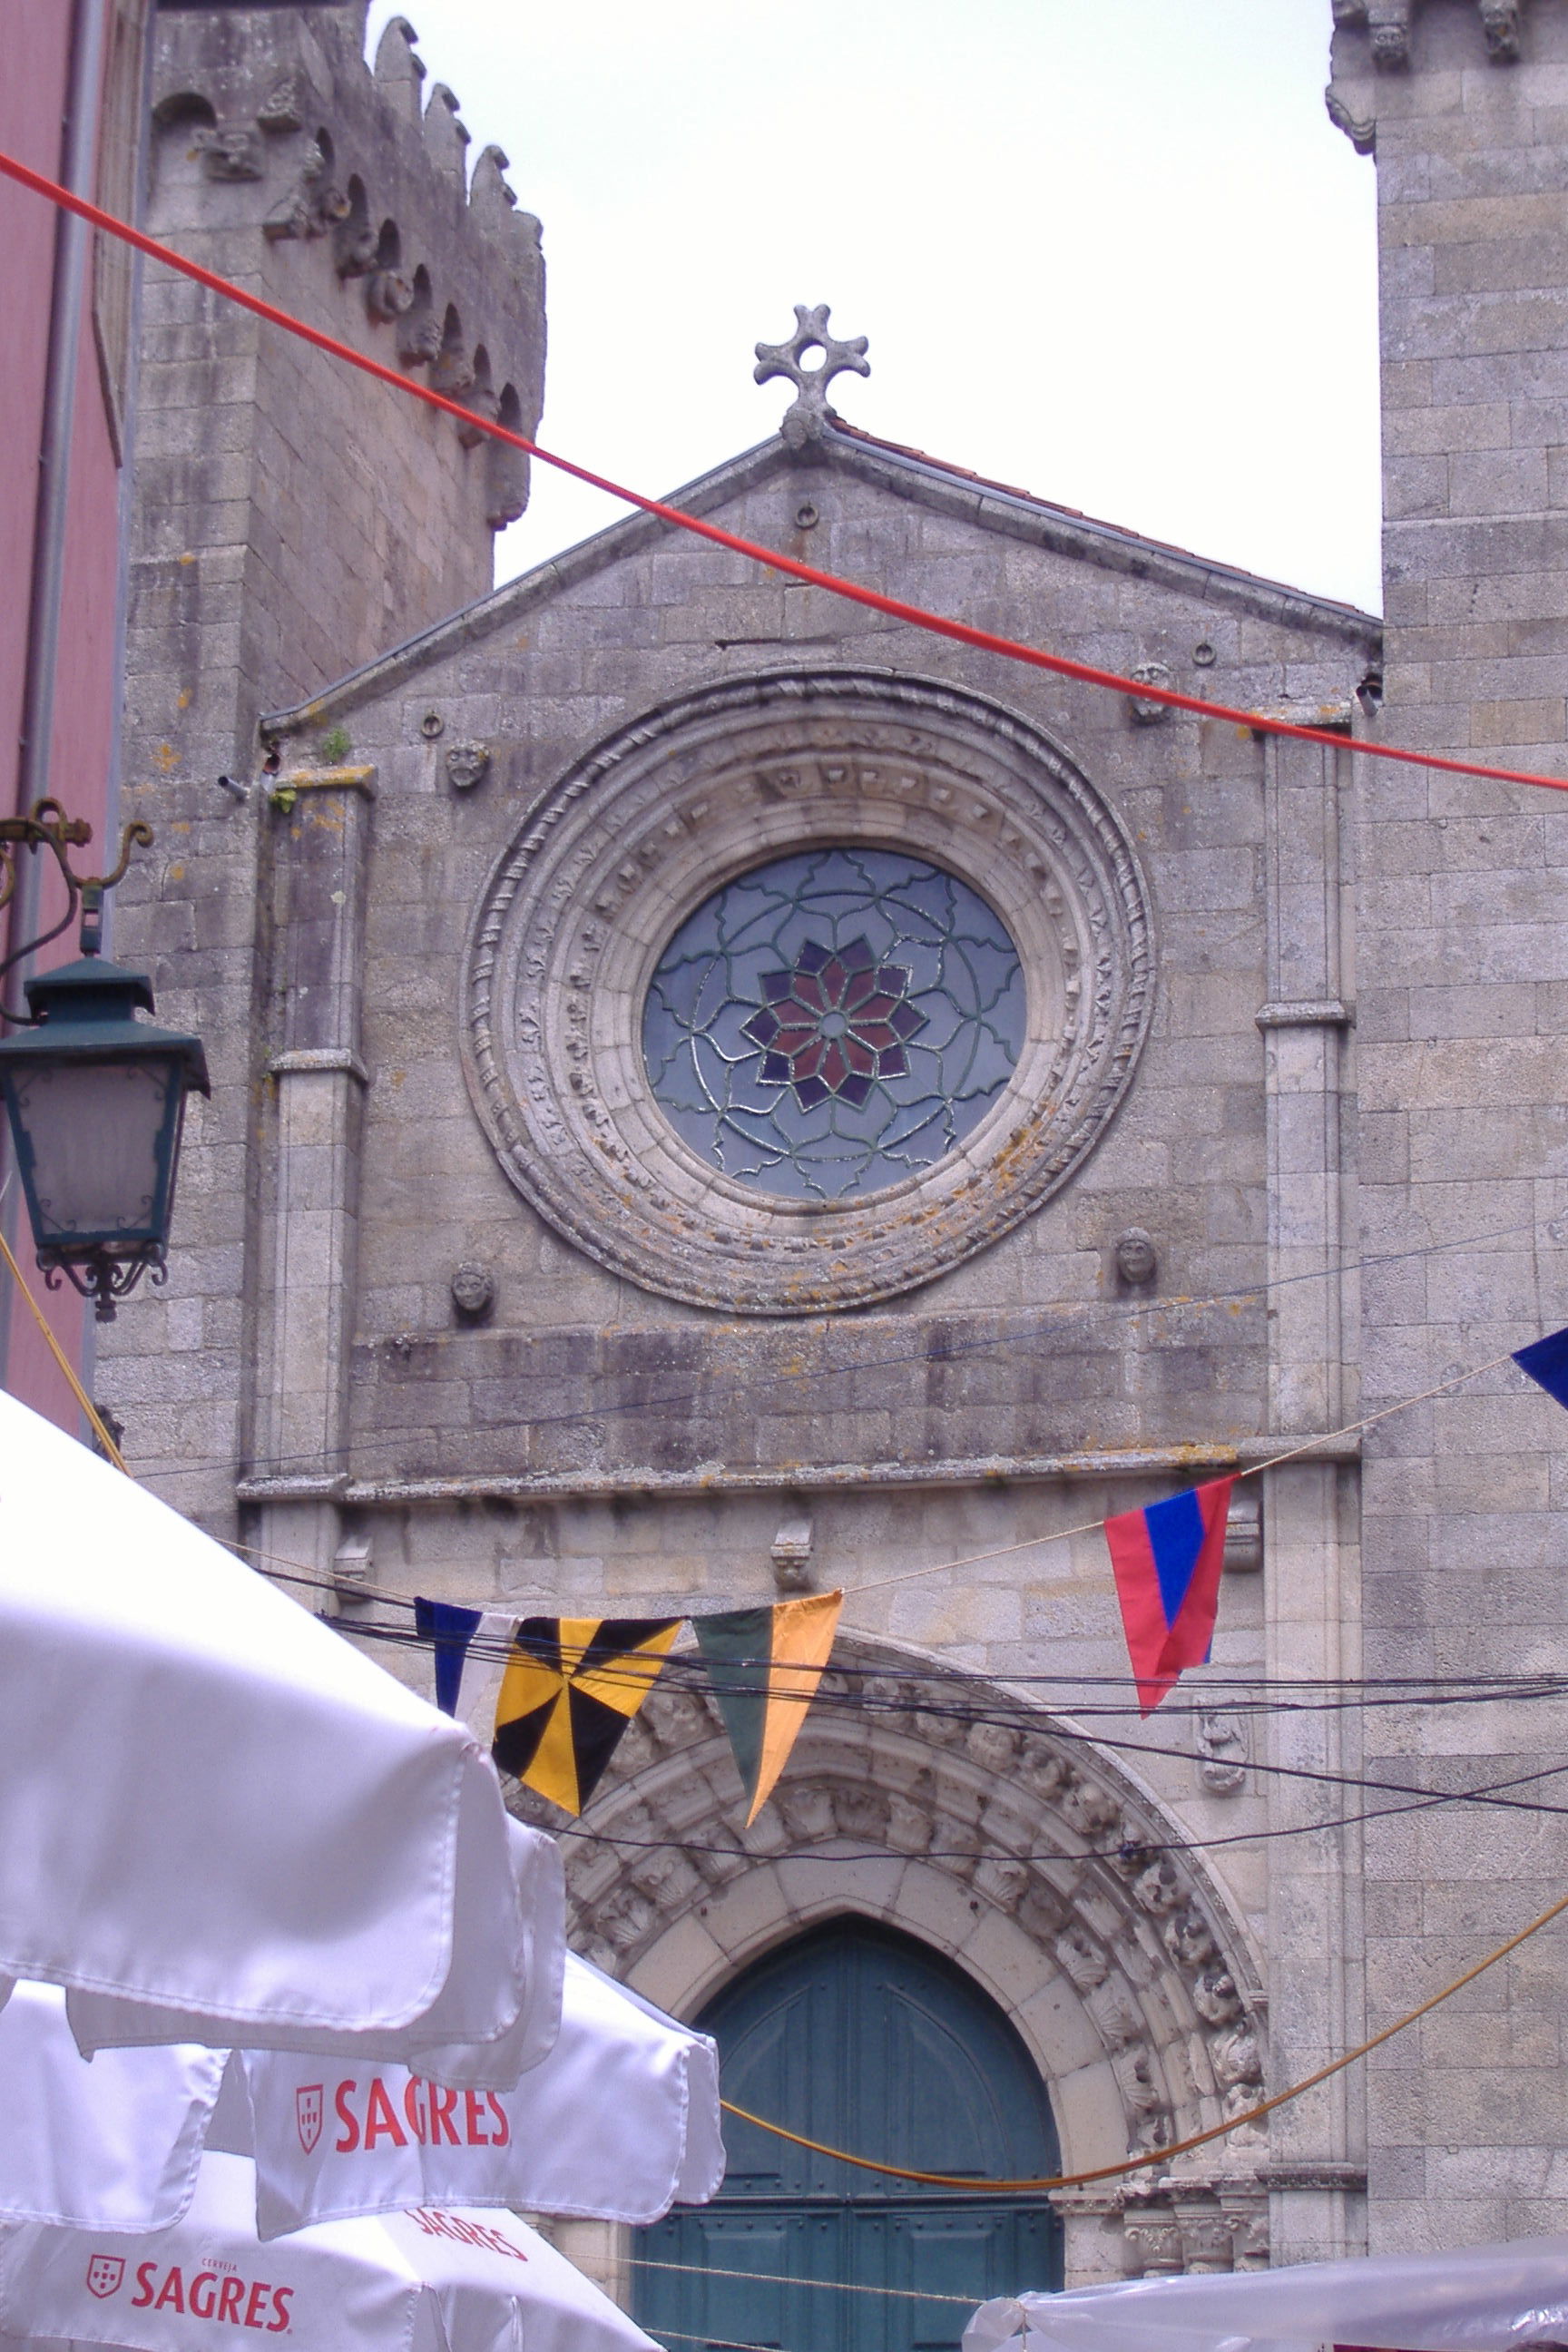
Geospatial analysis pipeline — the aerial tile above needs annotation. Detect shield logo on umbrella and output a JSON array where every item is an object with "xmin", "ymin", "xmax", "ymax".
[
  {"xmin": 86, "ymin": 2256, "xmax": 125, "ymax": 2299},
  {"xmin": 296, "ymin": 2084, "xmax": 324, "ymax": 2154}
]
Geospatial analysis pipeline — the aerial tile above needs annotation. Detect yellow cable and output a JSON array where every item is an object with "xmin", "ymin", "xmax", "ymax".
[
  {"xmin": 721, "ymin": 1878, "xmax": 1568, "ymax": 2191},
  {"xmin": 0, "ymin": 1222, "xmax": 129, "ymax": 1473},
  {"xmin": 1, "ymin": 1213, "xmax": 1555, "ymax": 2208}
]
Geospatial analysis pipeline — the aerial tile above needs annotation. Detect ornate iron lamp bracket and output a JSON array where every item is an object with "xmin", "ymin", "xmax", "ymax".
[{"xmin": 0, "ymin": 800, "xmax": 155, "ymax": 1006}]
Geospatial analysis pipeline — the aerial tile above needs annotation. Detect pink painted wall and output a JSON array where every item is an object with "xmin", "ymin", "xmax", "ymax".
[
  {"xmin": 1, "ymin": 0, "xmax": 131, "ymax": 1429},
  {"xmin": 0, "ymin": 4, "xmax": 70, "ymax": 825}
]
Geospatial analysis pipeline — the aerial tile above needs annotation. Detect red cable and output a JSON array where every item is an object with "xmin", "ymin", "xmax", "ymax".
[{"xmin": 5, "ymin": 142, "xmax": 1565, "ymax": 799}]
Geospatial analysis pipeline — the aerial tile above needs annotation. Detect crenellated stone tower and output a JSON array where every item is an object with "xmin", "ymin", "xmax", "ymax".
[
  {"xmin": 132, "ymin": 0, "xmax": 544, "ymax": 750},
  {"xmin": 103, "ymin": 0, "xmax": 546, "ymax": 1526},
  {"xmin": 93, "ymin": 0, "xmax": 1568, "ymax": 2290},
  {"xmin": 1328, "ymin": 0, "xmax": 1568, "ymax": 2255}
]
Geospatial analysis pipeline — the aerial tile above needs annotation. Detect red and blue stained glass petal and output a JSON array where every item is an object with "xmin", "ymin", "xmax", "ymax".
[
  {"xmin": 877, "ymin": 1045, "xmax": 908, "ymax": 1076},
  {"xmin": 839, "ymin": 1073, "xmax": 873, "ymax": 1107},
  {"xmin": 889, "ymin": 1001, "xmax": 926, "ymax": 1040},
  {"xmin": 820, "ymin": 1042, "xmax": 850, "ymax": 1093}
]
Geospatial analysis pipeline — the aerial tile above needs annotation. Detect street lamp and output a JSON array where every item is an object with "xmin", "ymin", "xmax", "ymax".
[{"xmin": 0, "ymin": 808, "xmax": 209, "ymax": 1320}]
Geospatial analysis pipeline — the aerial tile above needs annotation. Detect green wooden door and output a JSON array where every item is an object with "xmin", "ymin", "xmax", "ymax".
[{"xmin": 632, "ymin": 1919, "xmax": 1062, "ymax": 2352}]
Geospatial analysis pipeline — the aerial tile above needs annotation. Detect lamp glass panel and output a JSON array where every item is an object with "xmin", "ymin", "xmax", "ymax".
[{"xmin": 9, "ymin": 1057, "xmax": 177, "ymax": 1243}]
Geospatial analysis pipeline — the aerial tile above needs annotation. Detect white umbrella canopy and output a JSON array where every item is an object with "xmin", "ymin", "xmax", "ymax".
[
  {"xmin": 0, "ymin": 1390, "xmax": 560, "ymax": 2081},
  {"xmin": 0, "ymin": 1982, "xmax": 220, "ymax": 2233},
  {"xmin": 239, "ymin": 1951, "xmax": 725, "ymax": 2239},
  {"xmin": 0, "ymin": 1960, "xmax": 722, "ymax": 2237},
  {"xmin": 965, "ymin": 2235, "xmax": 1568, "ymax": 2352},
  {"xmin": 0, "ymin": 2150, "xmax": 661, "ymax": 2352}
]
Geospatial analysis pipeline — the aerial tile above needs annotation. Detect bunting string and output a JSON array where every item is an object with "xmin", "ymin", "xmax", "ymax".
[
  {"xmin": 849, "ymin": 1344, "xmax": 1521, "ymax": 1600},
  {"xmin": 225, "ymin": 1328, "xmax": 1538, "ymax": 1739},
  {"xmin": 3, "ymin": 143, "xmax": 1568, "ymax": 800},
  {"xmin": 80, "ymin": 1212, "xmax": 1548, "ymax": 1485},
  {"xmin": 2, "ymin": 1248, "xmax": 1567, "ymax": 2216},
  {"xmin": 716, "ymin": 1877, "xmax": 1568, "ymax": 2193},
  {"xmin": 4, "ymin": 1163, "xmax": 1565, "ymax": 1828}
]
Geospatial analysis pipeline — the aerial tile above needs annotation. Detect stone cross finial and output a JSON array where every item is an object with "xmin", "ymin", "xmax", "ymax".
[{"xmin": 754, "ymin": 304, "xmax": 869, "ymax": 449}]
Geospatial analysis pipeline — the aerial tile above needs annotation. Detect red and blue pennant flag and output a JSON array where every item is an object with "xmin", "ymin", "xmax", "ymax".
[
  {"xmin": 1514, "ymin": 1325, "xmax": 1568, "ymax": 1411},
  {"xmin": 1103, "ymin": 1478, "xmax": 1235, "ymax": 1715}
]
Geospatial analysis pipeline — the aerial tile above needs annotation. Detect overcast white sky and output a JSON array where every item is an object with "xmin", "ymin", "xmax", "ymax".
[{"xmin": 363, "ymin": 0, "xmax": 1383, "ymax": 615}]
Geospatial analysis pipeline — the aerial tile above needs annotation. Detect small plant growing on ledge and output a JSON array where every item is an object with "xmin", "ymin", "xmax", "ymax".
[{"xmin": 319, "ymin": 725, "xmax": 352, "ymax": 765}]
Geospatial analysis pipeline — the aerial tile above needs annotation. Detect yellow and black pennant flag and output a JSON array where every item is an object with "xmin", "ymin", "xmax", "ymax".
[
  {"xmin": 692, "ymin": 1591, "xmax": 843, "ymax": 1826},
  {"xmin": 492, "ymin": 1616, "xmax": 680, "ymax": 1815}
]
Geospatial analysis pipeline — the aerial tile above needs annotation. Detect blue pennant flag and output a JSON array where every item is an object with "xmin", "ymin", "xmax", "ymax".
[
  {"xmin": 414, "ymin": 1596, "xmax": 483, "ymax": 1716},
  {"xmin": 1513, "ymin": 1326, "xmax": 1568, "ymax": 1414}
]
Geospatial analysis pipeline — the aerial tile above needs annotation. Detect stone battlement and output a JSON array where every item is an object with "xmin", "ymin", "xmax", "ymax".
[{"xmin": 148, "ymin": 2, "xmax": 543, "ymax": 528}]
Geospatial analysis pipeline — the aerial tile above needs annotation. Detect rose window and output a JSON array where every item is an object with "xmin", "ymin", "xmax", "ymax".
[
  {"xmin": 642, "ymin": 848, "xmax": 1026, "ymax": 1200},
  {"xmin": 742, "ymin": 939, "xmax": 927, "ymax": 1109}
]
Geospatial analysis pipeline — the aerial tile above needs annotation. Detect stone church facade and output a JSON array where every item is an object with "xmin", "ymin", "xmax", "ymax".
[{"xmin": 98, "ymin": 0, "xmax": 1568, "ymax": 2297}]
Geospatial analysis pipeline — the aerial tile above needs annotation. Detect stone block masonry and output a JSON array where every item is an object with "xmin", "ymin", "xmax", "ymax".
[
  {"xmin": 1329, "ymin": 0, "xmax": 1568, "ymax": 2258},
  {"xmin": 100, "ymin": 0, "xmax": 546, "ymax": 1534},
  {"xmin": 101, "ymin": 0, "xmax": 1568, "ymax": 2286}
]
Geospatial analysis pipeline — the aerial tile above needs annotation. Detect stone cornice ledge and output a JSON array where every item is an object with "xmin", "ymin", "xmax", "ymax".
[
  {"xmin": 235, "ymin": 1431, "xmax": 1360, "ymax": 1507},
  {"xmin": 268, "ymin": 1047, "xmax": 371, "ymax": 1084},
  {"xmin": 275, "ymin": 762, "xmax": 377, "ymax": 799},
  {"xmin": 1257, "ymin": 1000, "xmax": 1355, "ymax": 1029},
  {"xmin": 1257, "ymin": 2161, "xmax": 1369, "ymax": 2194}
]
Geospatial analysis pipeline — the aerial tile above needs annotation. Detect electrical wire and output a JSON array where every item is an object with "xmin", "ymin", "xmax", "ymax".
[
  {"xmin": 647, "ymin": 2332, "xmax": 813, "ymax": 2352},
  {"xmin": 630, "ymin": 2259, "xmax": 975, "ymax": 2308},
  {"xmin": 0, "ymin": 147, "xmax": 1559, "ymax": 2280},
  {"xmin": 108, "ymin": 1215, "xmax": 1545, "ymax": 1482},
  {"xmin": 345, "ymin": 1615, "xmax": 1568, "ymax": 1822},
  {"xmin": 223, "ymin": 1318, "xmax": 1531, "ymax": 1631},
  {"xmin": 716, "ymin": 1875, "xmax": 1568, "ymax": 2193},
  {"xmin": 0, "ymin": 145, "xmax": 1565, "ymax": 803},
  {"xmin": 0, "ymin": 1221, "xmax": 128, "ymax": 1471},
  {"xmin": 545, "ymin": 1755, "xmax": 1568, "ymax": 1866}
]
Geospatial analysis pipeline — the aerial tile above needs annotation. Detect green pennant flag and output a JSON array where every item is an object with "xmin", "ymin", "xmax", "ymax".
[{"xmin": 693, "ymin": 1591, "xmax": 843, "ymax": 1826}]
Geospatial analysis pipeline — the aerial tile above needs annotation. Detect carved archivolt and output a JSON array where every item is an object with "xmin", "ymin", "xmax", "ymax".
[
  {"xmin": 463, "ymin": 671, "xmax": 1154, "ymax": 1313},
  {"xmin": 506, "ymin": 1639, "xmax": 1269, "ymax": 2274}
]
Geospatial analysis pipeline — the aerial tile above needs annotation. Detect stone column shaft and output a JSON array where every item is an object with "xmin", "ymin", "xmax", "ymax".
[{"xmin": 251, "ymin": 762, "xmax": 374, "ymax": 1588}]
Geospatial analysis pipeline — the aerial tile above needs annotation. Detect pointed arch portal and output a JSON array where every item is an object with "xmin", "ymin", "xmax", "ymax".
[{"xmin": 632, "ymin": 1918, "xmax": 1063, "ymax": 2352}]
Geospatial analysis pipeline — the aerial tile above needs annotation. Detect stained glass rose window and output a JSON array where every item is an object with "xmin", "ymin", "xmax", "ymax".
[{"xmin": 642, "ymin": 848, "xmax": 1026, "ymax": 1200}]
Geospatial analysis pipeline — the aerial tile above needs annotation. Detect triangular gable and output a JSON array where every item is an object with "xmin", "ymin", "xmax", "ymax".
[{"xmin": 259, "ymin": 422, "xmax": 1379, "ymax": 749}]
